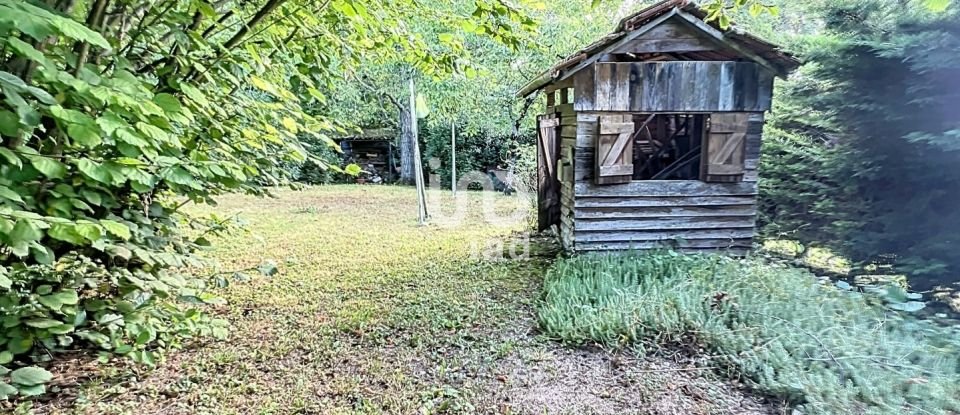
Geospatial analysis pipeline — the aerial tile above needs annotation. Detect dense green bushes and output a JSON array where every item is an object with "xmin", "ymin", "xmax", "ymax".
[
  {"xmin": 758, "ymin": 0, "xmax": 960, "ymax": 288},
  {"xmin": 539, "ymin": 252, "xmax": 960, "ymax": 414}
]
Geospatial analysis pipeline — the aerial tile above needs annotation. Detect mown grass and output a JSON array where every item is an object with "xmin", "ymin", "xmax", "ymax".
[
  {"xmin": 538, "ymin": 252, "xmax": 960, "ymax": 414},
  {"xmin": 49, "ymin": 185, "xmax": 549, "ymax": 414}
]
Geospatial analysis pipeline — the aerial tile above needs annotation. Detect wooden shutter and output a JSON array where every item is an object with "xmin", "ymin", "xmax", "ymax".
[
  {"xmin": 701, "ymin": 113, "xmax": 748, "ymax": 183},
  {"xmin": 536, "ymin": 115, "xmax": 561, "ymax": 232},
  {"xmin": 595, "ymin": 115, "xmax": 634, "ymax": 185}
]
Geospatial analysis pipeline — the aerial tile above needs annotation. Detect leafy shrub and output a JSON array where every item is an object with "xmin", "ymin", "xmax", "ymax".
[
  {"xmin": 0, "ymin": 0, "xmax": 308, "ymax": 399},
  {"xmin": 0, "ymin": 255, "xmax": 227, "ymax": 398},
  {"xmin": 539, "ymin": 252, "xmax": 960, "ymax": 414},
  {"xmin": 762, "ymin": 0, "xmax": 960, "ymax": 288}
]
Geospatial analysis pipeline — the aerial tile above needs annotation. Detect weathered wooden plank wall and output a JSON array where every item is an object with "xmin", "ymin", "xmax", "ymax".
[
  {"xmin": 566, "ymin": 111, "xmax": 764, "ymax": 254},
  {"xmin": 574, "ymin": 62, "xmax": 774, "ymax": 113},
  {"xmin": 553, "ymin": 103, "xmax": 577, "ymax": 251}
]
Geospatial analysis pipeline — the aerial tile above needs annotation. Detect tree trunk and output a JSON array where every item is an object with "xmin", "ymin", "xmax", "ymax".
[{"xmin": 399, "ymin": 105, "xmax": 415, "ymax": 184}]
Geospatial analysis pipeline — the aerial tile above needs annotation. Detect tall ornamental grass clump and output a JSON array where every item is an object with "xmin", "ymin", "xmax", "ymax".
[{"xmin": 538, "ymin": 252, "xmax": 960, "ymax": 414}]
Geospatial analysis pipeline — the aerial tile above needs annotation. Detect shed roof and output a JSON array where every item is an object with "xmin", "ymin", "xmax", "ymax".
[
  {"xmin": 517, "ymin": 0, "xmax": 801, "ymax": 98},
  {"xmin": 333, "ymin": 128, "xmax": 396, "ymax": 141}
]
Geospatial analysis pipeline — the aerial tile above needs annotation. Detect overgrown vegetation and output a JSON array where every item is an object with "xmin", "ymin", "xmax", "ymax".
[
  {"xmin": 539, "ymin": 252, "xmax": 960, "ymax": 414},
  {"xmin": 0, "ymin": 0, "xmax": 535, "ymax": 400},
  {"xmin": 758, "ymin": 0, "xmax": 960, "ymax": 288}
]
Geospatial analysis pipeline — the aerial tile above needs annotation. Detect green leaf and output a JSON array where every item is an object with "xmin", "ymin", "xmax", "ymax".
[
  {"xmin": 96, "ymin": 112, "xmax": 127, "ymax": 135},
  {"xmin": 153, "ymin": 93, "xmax": 182, "ymax": 114},
  {"xmin": 48, "ymin": 223, "xmax": 86, "ymax": 245},
  {"xmin": 74, "ymin": 223, "xmax": 104, "ymax": 242},
  {"xmin": 106, "ymin": 245, "xmax": 132, "ymax": 260},
  {"xmin": 0, "ymin": 186, "xmax": 23, "ymax": 204},
  {"xmin": 250, "ymin": 76, "xmax": 275, "ymax": 93},
  {"xmin": 6, "ymin": 338, "xmax": 31, "ymax": 354},
  {"xmin": 0, "ymin": 147, "xmax": 20, "ymax": 168},
  {"xmin": 49, "ymin": 105, "xmax": 93, "ymax": 124},
  {"xmin": 136, "ymin": 122, "xmax": 170, "ymax": 141},
  {"xmin": 344, "ymin": 164, "xmax": 363, "ymax": 176},
  {"xmin": 889, "ymin": 301, "xmax": 926, "ymax": 312},
  {"xmin": 81, "ymin": 190, "xmax": 102, "ymax": 206},
  {"xmin": 38, "ymin": 295, "xmax": 63, "ymax": 310},
  {"xmin": 6, "ymin": 37, "xmax": 53, "ymax": 70},
  {"xmin": 0, "ymin": 274, "xmax": 11, "ymax": 290},
  {"xmin": 438, "ymin": 33, "xmax": 456, "ymax": 43},
  {"xmin": 75, "ymin": 159, "xmax": 111, "ymax": 184},
  {"xmin": 0, "ymin": 71, "xmax": 27, "ymax": 90},
  {"xmin": 39, "ymin": 291, "xmax": 78, "ymax": 311},
  {"xmin": 100, "ymin": 220, "xmax": 131, "ymax": 240},
  {"xmin": 24, "ymin": 85, "xmax": 56, "ymax": 106},
  {"xmin": 179, "ymin": 83, "xmax": 210, "ymax": 107},
  {"xmin": 924, "ymin": 0, "xmax": 950, "ymax": 12},
  {"xmin": 718, "ymin": 14, "xmax": 731, "ymax": 29},
  {"xmin": 17, "ymin": 383, "xmax": 45, "ymax": 396},
  {"xmin": 47, "ymin": 11, "xmax": 111, "ymax": 49},
  {"xmin": 30, "ymin": 244, "xmax": 54, "ymax": 265},
  {"xmin": 0, "ymin": 382, "xmax": 16, "ymax": 399},
  {"xmin": 25, "ymin": 319, "xmax": 63, "ymax": 329},
  {"xmin": 0, "ymin": 110, "xmax": 19, "ymax": 136},
  {"xmin": 26, "ymin": 155, "xmax": 66, "ymax": 179},
  {"xmin": 9, "ymin": 219, "xmax": 43, "ymax": 243},
  {"xmin": 47, "ymin": 324, "xmax": 74, "ymax": 335},
  {"xmin": 281, "ymin": 117, "xmax": 299, "ymax": 134},
  {"xmin": 0, "ymin": 351, "xmax": 12, "ymax": 365},
  {"xmin": 67, "ymin": 123, "xmax": 102, "ymax": 147},
  {"xmin": 246, "ymin": 43, "xmax": 264, "ymax": 66}
]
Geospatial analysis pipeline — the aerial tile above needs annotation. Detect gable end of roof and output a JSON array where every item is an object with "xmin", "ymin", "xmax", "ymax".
[{"xmin": 516, "ymin": 0, "xmax": 801, "ymax": 98}]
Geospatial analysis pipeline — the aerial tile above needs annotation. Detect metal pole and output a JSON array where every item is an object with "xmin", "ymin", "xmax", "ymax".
[
  {"xmin": 451, "ymin": 121, "xmax": 457, "ymax": 196},
  {"xmin": 409, "ymin": 78, "xmax": 428, "ymax": 224}
]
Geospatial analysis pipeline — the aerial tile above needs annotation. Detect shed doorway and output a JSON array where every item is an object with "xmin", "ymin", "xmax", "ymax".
[{"xmin": 630, "ymin": 113, "xmax": 706, "ymax": 181}]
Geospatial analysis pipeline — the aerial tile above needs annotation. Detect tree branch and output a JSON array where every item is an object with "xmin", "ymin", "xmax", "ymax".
[
  {"xmin": 74, "ymin": 0, "xmax": 110, "ymax": 76},
  {"xmin": 184, "ymin": 0, "xmax": 287, "ymax": 83}
]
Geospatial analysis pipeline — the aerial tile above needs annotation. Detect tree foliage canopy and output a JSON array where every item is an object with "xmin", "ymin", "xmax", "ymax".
[{"xmin": 759, "ymin": 0, "xmax": 960, "ymax": 286}]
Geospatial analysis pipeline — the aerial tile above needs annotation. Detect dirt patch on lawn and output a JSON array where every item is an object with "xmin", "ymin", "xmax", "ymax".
[{"xmin": 496, "ymin": 347, "xmax": 776, "ymax": 415}]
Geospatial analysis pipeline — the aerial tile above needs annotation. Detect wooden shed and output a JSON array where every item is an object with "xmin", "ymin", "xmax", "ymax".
[
  {"xmin": 335, "ymin": 128, "xmax": 398, "ymax": 183},
  {"xmin": 519, "ymin": 0, "xmax": 800, "ymax": 254}
]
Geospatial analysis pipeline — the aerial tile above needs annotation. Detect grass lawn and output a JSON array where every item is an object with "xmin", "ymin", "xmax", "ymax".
[{"xmin": 35, "ymin": 186, "xmax": 773, "ymax": 415}]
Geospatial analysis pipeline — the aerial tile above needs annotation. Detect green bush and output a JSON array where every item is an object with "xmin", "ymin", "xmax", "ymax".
[
  {"xmin": 0, "ymin": 255, "xmax": 228, "ymax": 398},
  {"xmin": 538, "ymin": 252, "xmax": 960, "ymax": 414},
  {"xmin": 0, "ymin": 0, "xmax": 306, "ymax": 399},
  {"xmin": 761, "ymin": 0, "xmax": 960, "ymax": 287}
]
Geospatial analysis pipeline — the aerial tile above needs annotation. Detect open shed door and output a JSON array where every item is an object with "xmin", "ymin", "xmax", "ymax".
[
  {"xmin": 595, "ymin": 115, "xmax": 635, "ymax": 185},
  {"xmin": 537, "ymin": 115, "xmax": 561, "ymax": 232},
  {"xmin": 702, "ymin": 113, "xmax": 748, "ymax": 183}
]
